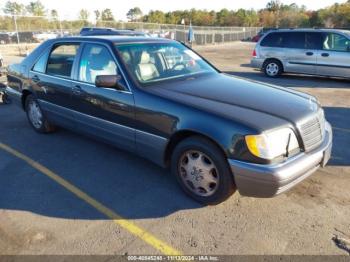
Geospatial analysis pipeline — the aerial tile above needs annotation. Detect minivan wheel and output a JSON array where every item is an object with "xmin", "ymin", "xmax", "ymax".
[
  {"xmin": 25, "ymin": 95, "xmax": 56, "ymax": 133},
  {"xmin": 263, "ymin": 60, "xmax": 283, "ymax": 77},
  {"xmin": 171, "ymin": 136, "xmax": 236, "ymax": 205}
]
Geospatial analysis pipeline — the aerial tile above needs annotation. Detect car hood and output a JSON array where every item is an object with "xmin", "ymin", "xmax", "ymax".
[{"xmin": 148, "ymin": 73, "xmax": 319, "ymax": 132}]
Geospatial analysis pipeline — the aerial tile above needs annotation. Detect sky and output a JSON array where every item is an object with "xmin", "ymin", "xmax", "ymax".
[{"xmin": 0, "ymin": 0, "xmax": 347, "ymax": 20}]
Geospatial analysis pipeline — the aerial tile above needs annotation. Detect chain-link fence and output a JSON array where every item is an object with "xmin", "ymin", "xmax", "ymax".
[{"xmin": 0, "ymin": 14, "xmax": 262, "ymax": 46}]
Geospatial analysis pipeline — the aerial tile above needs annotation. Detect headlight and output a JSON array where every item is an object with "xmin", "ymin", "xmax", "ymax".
[{"xmin": 245, "ymin": 128, "xmax": 299, "ymax": 160}]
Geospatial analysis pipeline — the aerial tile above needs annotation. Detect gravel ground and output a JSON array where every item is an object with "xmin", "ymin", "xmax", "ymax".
[{"xmin": 0, "ymin": 41, "xmax": 349, "ymax": 256}]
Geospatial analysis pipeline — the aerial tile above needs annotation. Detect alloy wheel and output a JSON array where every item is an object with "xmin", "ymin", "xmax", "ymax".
[
  {"xmin": 178, "ymin": 150, "xmax": 219, "ymax": 197},
  {"xmin": 28, "ymin": 100, "xmax": 43, "ymax": 129}
]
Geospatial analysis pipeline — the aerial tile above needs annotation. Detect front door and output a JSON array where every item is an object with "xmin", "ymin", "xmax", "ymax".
[
  {"xmin": 316, "ymin": 32, "xmax": 350, "ymax": 78},
  {"xmin": 71, "ymin": 42, "xmax": 135, "ymax": 151}
]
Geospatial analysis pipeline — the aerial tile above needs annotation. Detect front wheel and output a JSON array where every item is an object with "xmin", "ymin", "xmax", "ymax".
[
  {"xmin": 171, "ymin": 136, "xmax": 236, "ymax": 205},
  {"xmin": 263, "ymin": 59, "xmax": 283, "ymax": 77},
  {"xmin": 25, "ymin": 94, "xmax": 56, "ymax": 133}
]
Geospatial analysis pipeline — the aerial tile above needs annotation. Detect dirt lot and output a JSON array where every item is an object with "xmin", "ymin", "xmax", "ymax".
[{"xmin": 0, "ymin": 42, "xmax": 349, "ymax": 256}]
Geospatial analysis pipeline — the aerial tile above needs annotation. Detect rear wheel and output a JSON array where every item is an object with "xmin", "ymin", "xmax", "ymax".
[
  {"xmin": 263, "ymin": 59, "xmax": 283, "ymax": 77},
  {"xmin": 171, "ymin": 136, "xmax": 236, "ymax": 205},
  {"xmin": 25, "ymin": 94, "xmax": 56, "ymax": 133}
]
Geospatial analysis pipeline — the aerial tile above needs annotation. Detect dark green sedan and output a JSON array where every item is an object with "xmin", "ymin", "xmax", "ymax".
[{"xmin": 6, "ymin": 36, "xmax": 332, "ymax": 204}]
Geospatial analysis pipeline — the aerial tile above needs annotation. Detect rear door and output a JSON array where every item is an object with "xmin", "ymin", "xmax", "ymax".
[
  {"xmin": 316, "ymin": 32, "xmax": 350, "ymax": 77},
  {"xmin": 283, "ymin": 32, "xmax": 317, "ymax": 75},
  {"xmin": 70, "ymin": 42, "xmax": 136, "ymax": 151},
  {"xmin": 29, "ymin": 43, "xmax": 80, "ymax": 127}
]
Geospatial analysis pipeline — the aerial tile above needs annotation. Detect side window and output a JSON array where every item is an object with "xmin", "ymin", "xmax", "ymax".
[
  {"xmin": 46, "ymin": 44, "xmax": 79, "ymax": 78},
  {"xmin": 32, "ymin": 48, "xmax": 50, "ymax": 73},
  {"xmin": 260, "ymin": 33, "xmax": 285, "ymax": 47},
  {"xmin": 305, "ymin": 32, "xmax": 323, "ymax": 50},
  {"xmin": 78, "ymin": 44, "xmax": 118, "ymax": 84},
  {"xmin": 323, "ymin": 33, "xmax": 350, "ymax": 52},
  {"xmin": 284, "ymin": 32, "xmax": 305, "ymax": 49}
]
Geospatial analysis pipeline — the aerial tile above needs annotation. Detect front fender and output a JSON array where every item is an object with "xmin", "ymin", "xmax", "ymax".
[{"xmin": 174, "ymin": 111, "xmax": 255, "ymax": 159}]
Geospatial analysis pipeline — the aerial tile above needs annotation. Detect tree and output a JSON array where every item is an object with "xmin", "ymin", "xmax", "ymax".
[
  {"xmin": 144, "ymin": 10, "xmax": 166, "ymax": 23},
  {"xmin": 79, "ymin": 9, "xmax": 89, "ymax": 21},
  {"xmin": 26, "ymin": 1, "xmax": 46, "ymax": 16},
  {"xmin": 101, "ymin": 9, "xmax": 114, "ymax": 21},
  {"xmin": 94, "ymin": 10, "xmax": 101, "ymax": 21},
  {"xmin": 126, "ymin": 7, "xmax": 143, "ymax": 22},
  {"xmin": 266, "ymin": 0, "xmax": 282, "ymax": 12},
  {"xmin": 216, "ymin": 9, "xmax": 229, "ymax": 26},
  {"xmin": 266, "ymin": 0, "xmax": 282, "ymax": 27},
  {"xmin": 50, "ymin": 9, "xmax": 58, "ymax": 18},
  {"xmin": 3, "ymin": 1, "xmax": 25, "ymax": 15}
]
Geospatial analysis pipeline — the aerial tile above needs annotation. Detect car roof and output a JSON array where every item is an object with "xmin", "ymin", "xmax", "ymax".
[
  {"xmin": 53, "ymin": 35, "xmax": 174, "ymax": 45},
  {"xmin": 267, "ymin": 28, "xmax": 350, "ymax": 35}
]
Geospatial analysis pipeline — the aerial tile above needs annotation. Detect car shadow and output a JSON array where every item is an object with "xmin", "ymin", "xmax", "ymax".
[
  {"xmin": 225, "ymin": 70, "xmax": 350, "ymax": 89},
  {"xmin": 324, "ymin": 106, "xmax": 350, "ymax": 166},
  {"xmin": 0, "ymin": 104, "xmax": 348, "ymax": 221},
  {"xmin": 0, "ymin": 104, "xmax": 201, "ymax": 221}
]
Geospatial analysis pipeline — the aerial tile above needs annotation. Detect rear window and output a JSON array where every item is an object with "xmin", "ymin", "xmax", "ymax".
[
  {"xmin": 261, "ymin": 32, "xmax": 308, "ymax": 49},
  {"xmin": 260, "ymin": 32, "xmax": 285, "ymax": 47},
  {"xmin": 284, "ymin": 32, "xmax": 306, "ymax": 49},
  {"xmin": 46, "ymin": 44, "xmax": 79, "ymax": 78},
  {"xmin": 32, "ymin": 48, "xmax": 50, "ymax": 73}
]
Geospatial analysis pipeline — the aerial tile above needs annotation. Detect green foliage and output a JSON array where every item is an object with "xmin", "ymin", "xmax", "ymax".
[
  {"xmin": 101, "ymin": 9, "xmax": 114, "ymax": 21},
  {"xmin": 94, "ymin": 10, "xmax": 100, "ymax": 22},
  {"xmin": 3, "ymin": 1, "xmax": 25, "ymax": 15},
  {"xmin": 26, "ymin": 1, "xmax": 46, "ymax": 16},
  {"xmin": 143, "ymin": 10, "xmax": 166, "ymax": 24},
  {"xmin": 3, "ymin": 1, "xmax": 350, "ymax": 31},
  {"xmin": 79, "ymin": 9, "xmax": 89, "ymax": 21},
  {"xmin": 50, "ymin": 9, "xmax": 58, "ymax": 18},
  {"xmin": 127, "ymin": 7, "xmax": 143, "ymax": 22}
]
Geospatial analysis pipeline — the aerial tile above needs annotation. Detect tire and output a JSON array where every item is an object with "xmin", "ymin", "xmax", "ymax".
[
  {"xmin": 171, "ymin": 136, "xmax": 236, "ymax": 205},
  {"xmin": 25, "ymin": 94, "xmax": 56, "ymax": 133},
  {"xmin": 263, "ymin": 59, "xmax": 283, "ymax": 77}
]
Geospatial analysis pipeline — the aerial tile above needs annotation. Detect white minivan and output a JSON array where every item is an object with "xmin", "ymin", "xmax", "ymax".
[{"xmin": 251, "ymin": 28, "xmax": 350, "ymax": 78}]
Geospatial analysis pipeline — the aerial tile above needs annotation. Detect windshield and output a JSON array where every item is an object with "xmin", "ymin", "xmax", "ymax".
[{"xmin": 115, "ymin": 42, "xmax": 217, "ymax": 85}]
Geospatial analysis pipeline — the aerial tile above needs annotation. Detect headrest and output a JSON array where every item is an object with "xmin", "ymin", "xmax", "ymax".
[
  {"xmin": 140, "ymin": 51, "xmax": 150, "ymax": 64},
  {"xmin": 121, "ymin": 51, "xmax": 131, "ymax": 64}
]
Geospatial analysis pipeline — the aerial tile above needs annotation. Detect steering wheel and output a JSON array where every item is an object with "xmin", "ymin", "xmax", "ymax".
[{"xmin": 171, "ymin": 62, "xmax": 186, "ymax": 71}]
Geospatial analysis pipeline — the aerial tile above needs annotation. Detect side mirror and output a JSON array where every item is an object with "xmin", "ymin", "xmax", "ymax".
[{"xmin": 95, "ymin": 75, "xmax": 123, "ymax": 90}]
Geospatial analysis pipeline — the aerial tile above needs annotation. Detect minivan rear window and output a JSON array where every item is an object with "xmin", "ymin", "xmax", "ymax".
[
  {"xmin": 284, "ymin": 32, "xmax": 305, "ymax": 49},
  {"xmin": 260, "ymin": 32, "xmax": 285, "ymax": 47},
  {"xmin": 261, "ymin": 32, "xmax": 308, "ymax": 49}
]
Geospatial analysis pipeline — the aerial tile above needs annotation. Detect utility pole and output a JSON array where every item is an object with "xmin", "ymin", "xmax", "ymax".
[
  {"xmin": 13, "ymin": 15, "xmax": 20, "ymax": 45},
  {"xmin": 59, "ymin": 17, "xmax": 63, "ymax": 36}
]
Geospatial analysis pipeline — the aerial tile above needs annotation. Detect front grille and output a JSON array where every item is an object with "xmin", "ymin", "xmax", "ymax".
[{"xmin": 299, "ymin": 110, "xmax": 325, "ymax": 152}]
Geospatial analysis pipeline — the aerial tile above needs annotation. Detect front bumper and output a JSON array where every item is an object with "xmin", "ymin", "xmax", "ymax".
[{"xmin": 229, "ymin": 121, "xmax": 333, "ymax": 197}]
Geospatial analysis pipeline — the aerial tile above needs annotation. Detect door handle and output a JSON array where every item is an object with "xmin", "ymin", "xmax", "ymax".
[
  {"xmin": 72, "ymin": 85, "xmax": 82, "ymax": 95},
  {"xmin": 31, "ymin": 75, "xmax": 40, "ymax": 83},
  {"xmin": 321, "ymin": 53, "xmax": 330, "ymax": 57},
  {"xmin": 306, "ymin": 52, "xmax": 314, "ymax": 56}
]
